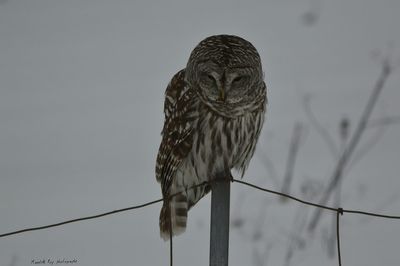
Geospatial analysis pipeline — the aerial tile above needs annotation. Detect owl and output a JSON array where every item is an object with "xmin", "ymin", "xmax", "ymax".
[{"xmin": 156, "ymin": 35, "xmax": 267, "ymax": 240}]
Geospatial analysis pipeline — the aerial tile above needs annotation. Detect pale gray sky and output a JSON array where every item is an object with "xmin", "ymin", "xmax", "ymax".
[{"xmin": 1, "ymin": 0, "xmax": 399, "ymax": 265}]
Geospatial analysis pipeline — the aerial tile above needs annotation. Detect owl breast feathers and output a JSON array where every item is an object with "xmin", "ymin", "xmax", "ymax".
[{"xmin": 155, "ymin": 34, "xmax": 267, "ymax": 240}]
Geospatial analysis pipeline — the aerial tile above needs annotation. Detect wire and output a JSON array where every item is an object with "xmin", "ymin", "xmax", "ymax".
[
  {"xmin": 1, "ymin": 178, "xmax": 400, "ymax": 266},
  {"xmin": 0, "ymin": 181, "xmax": 209, "ymax": 238},
  {"xmin": 337, "ymin": 208, "xmax": 343, "ymax": 266}
]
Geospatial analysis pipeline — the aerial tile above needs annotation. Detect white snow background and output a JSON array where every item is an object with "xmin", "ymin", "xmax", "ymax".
[{"xmin": 0, "ymin": 0, "xmax": 399, "ymax": 265}]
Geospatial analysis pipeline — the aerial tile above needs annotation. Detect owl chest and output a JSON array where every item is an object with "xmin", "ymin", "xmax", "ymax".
[{"xmin": 186, "ymin": 112, "xmax": 255, "ymax": 181}]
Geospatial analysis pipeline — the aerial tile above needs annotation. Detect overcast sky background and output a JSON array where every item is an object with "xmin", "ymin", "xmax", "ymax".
[{"xmin": 1, "ymin": 0, "xmax": 400, "ymax": 265}]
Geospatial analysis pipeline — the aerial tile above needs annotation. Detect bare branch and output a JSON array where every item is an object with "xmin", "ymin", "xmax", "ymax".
[
  {"xmin": 252, "ymin": 241, "xmax": 275, "ymax": 266},
  {"xmin": 308, "ymin": 60, "xmax": 393, "ymax": 232},
  {"xmin": 368, "ymin": 116, "xmax": 400, "ymax": 127},
  {"xmin": 281, "ymin": 122, "xmax": 304, "ymax": 200},
  {"xmin": 257, "ymin": 150, "xmax": 280, "ymax": 189},
  {"xmin": 303, "ymin": 94, "xmax": 339, "ymax": 157},
  {"xmin": 349, "ymin": 118, "xmax": 388, "ymax": 169},
  {"xmin": 284, "ymin": 206, "xmax": 310, "ymax": 266},
  {"xmin": 9, "ymin": 255, "xmax": 18, "ymax": 266}
]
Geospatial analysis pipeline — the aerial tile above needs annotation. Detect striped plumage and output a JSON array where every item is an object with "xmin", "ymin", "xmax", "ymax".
[{"xmin": 156, "ymin": 35, "xmax": 267, "ymax": 240}]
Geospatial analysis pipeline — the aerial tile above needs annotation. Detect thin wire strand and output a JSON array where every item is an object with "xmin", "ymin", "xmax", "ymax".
[
  {"xmin": 170, "ymin": 201, "xmax": 173, "ymax": 266},
  {"xmin": 2, "ymin": 178, "xmax": 400, "ymax": 266},
  {"xmin": 342, "ymin": 209, "xmax": 400, "ymax": 219},
  {"xmin": 0, "ymin": 181, "xmax": 209, "ymax": 238},
  {"xmin": 0, "ymin": 198, "xmax": 163, "ymax": 238},
  {"xmin": 232, "ymin": 179, "xmax": 400, "ymax": 219},
  {"xmin": 2, "ymin": 179, "xmax": 400, "ymax": 239},
  {"xmin": 232, "ymin": 179, "xmax": 338, "ymax": 212},
  {"xmin": 337, "ymin": 208, "xmax": 343, "ymax": 266}
]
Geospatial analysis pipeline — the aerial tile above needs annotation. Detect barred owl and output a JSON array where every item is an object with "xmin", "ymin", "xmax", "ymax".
[{"xmin": 156, "ymin": 35, "xmax": 267, "ymax": 240}]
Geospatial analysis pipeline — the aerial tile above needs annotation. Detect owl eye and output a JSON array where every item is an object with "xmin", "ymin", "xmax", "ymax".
[
  {"xmin": 201, "ymin": 72, "xmax": 216, "ymax": 84},
  {"xmin": 232, "ymin": 76, "xmax": 247, "ymax": 85},
  {"xmin": 232, "ymin": 76, "xmax": 243, "ymax": 83},
  {"xmin": 205, "ymin": 74, "xmax": 215, "ymax": 82}
]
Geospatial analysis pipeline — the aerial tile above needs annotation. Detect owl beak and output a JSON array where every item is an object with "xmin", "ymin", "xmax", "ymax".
[{"xmin": 219, "ymin": 87, "xmax": 225, "ymax": 102}]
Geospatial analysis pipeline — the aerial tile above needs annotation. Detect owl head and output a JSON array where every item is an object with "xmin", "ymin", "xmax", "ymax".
[{"xmin": 185, "ymin": 35, "xmax": 265, "ymax": 115}]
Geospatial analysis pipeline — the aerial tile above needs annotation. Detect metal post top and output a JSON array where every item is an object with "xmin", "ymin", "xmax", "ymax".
[{"xmin": 209, "ymin": 180, "xmax": 231, "ymax": 266}]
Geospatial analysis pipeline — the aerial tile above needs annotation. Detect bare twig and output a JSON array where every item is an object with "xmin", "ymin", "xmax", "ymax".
[
  {"xmin": 368, "ymin": 116, "xmax": 400, "ymax": 127},
  {"xmin": 257, "ymin": 149, "xmax": 280, "ymax": 189},
  {"xmin": 9, "ymin": 255, "xmax": 18, "ymax": 266},
  {"xmin": 303, "ymin": 94, "xmax": 339, "ymax": 157},
  {"xmin": 252, "ymin": 241, "xmax": 275, "ymax": 266},
  {"xmin": 349, "ymin": 116, "xmax": 388, "ymax": 169},
  {"xmin": 284, "ymin": 207, "xmax": 309, "ymax": 266},
  {"xmin": 308, "ymin": 61, "xmax": 392, "ymax": 232},
  {"xmin": 281, "ymin": 122, "xmax": 304, "ymax": 199}
]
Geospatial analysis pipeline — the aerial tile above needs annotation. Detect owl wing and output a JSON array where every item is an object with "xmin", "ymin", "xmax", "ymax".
[{"xmin": 156, "ymin": 69, "xmax": 196, "ymax": 196}]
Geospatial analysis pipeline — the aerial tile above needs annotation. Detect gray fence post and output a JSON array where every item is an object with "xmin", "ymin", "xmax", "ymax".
[{"xmin": 209, "ymin": 179, "xmax": 231, "ymax": 266}]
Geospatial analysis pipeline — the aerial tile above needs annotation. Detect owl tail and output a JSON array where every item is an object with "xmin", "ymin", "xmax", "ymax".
[{"xmin": 159, "ymin": 193, "xmax": 188, "ymax": 241}]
